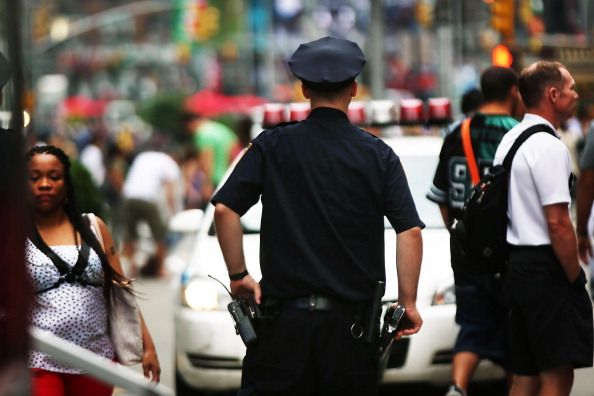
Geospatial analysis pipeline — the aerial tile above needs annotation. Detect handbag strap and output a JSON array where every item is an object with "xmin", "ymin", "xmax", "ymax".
[
  {"xmin": 85, "ymin": 213, "xmax": 135, "ymax": 290},
  {"xmin": 85, "ymin": 213, "xmax": 105, "ymax": 252},
  {"xmin": 31, "ymin": 226, "xmax": 92, "ymax": 294},
  {"xmin": 461, "ymin": 117, "xmax": 481, "ymax": 186}
]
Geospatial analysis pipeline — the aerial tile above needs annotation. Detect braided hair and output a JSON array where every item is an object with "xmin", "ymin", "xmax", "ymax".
[{"xmin": 25, "ymin": 144, "xmax": 128, "ymax": 312}]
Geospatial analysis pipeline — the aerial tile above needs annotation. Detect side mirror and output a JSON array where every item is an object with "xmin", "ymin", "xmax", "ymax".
[{"xmin": 168, "ymin": 209, "xmax": 204, "ymax": 233}]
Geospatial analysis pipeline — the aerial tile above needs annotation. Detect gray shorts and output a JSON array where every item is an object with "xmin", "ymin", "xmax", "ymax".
[{"xmin": 122, "ymin": 198, "xmax": 166, "ymax": 242}]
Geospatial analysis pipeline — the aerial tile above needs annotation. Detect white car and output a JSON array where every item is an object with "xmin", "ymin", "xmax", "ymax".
[{"xmin": 170, "ymin": 135, "xmax": 505, "ymax": 395}]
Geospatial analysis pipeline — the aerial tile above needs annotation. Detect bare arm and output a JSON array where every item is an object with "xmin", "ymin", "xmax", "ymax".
[
  {"xmin": 200, "ymin": 148, "xmax": 215, "ymax": 182},
  {"xmin": 543, "ymin": 203, "xmax": 581, "ymax": 282},
  {"xmin": 395, "ymin": 226, "xmax": 423, "ymax": 338},
  {"xmin": 576, "ymin": 169, "xmax": 594, "ymax": 262},
  {"xmin": 213, "ymin": 203, "xmax": 261, "ymax": 303},
  {"xmin": 96, "ymin": 217, "xmax": 161, "ymax": 382},
  {"xmin": 163, "ymin": 180, "xmax": 177, "ymax": 215}
]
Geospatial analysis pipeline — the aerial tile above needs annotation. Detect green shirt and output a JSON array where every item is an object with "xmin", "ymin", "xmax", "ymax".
[{"xmin": 194, "ymin": 120, "xmax": 238, "ymax": 186}]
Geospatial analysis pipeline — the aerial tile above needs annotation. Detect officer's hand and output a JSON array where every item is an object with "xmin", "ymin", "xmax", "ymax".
[
  {"xmin": 395, "ymin": 305, "xmax": 422, "ymax": 340},
  {"xmin": 230, "ymin": 275, "xmax": 262, "ymax": 304}
]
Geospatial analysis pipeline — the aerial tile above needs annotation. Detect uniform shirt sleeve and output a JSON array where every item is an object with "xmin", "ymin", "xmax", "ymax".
[
  {"xmin": 529, "ymin": 138, "xmax": 572, "ymax": 206},
  {"xmin": 384, "ymin": 150, "xmax": 425, "ymax": 233},
  {"xmin": 579, "ymin": 127, "xmax": 594, "ymax": 170},
  {"xmin": 211, "ymin": 141, "xmax": 263, "ymax": 215}
]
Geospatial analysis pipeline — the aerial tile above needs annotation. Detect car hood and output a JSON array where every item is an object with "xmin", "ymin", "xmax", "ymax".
[{"xmin": 184, "ymin": 226, "xmax": 452, "ymax": 307}]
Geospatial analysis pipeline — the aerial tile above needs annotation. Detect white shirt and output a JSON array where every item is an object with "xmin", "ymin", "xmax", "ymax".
[
  {"xmin": 123, "ymin": 151, "xmax": 180, "ymax": 202},
  {"xmin": 80, "ymin": 144, "xmax": 105, "ymax": 187},
  {"xmin": 494, "ymin": 113, "xmax": 572, "ymax": 245}
]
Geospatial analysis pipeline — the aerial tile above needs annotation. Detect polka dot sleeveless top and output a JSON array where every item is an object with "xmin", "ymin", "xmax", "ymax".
[{"xmin": 26, "ymin": 239, "xmax": 116, "ymax": 373}]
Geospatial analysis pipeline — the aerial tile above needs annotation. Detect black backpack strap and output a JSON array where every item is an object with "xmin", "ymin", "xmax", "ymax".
[{"xmin": 502, "ymin": 124, "xmax": 557, "ymax": 170}]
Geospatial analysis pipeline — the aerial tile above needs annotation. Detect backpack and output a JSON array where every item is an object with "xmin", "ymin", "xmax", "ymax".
[{"xmin": 450, "ymin": 124, "xmax": 556, "ymax": 274}]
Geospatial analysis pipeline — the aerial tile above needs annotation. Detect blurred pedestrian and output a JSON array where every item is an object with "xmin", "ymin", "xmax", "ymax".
[
  {"xmin": 180, "ymin": 146, "xmax": 209, "ymax": 210},
  {"xmin": 121, "ymin": 149, "xmax": 180, "ymax": 277},
  {"xmin": 442, "ymin": 88, "xmax": 483, "ymax": 137},
  {"xmin": 428, "ymin": 66, "xmax": 520, "ymax": 396},
  {"xmin": 212, "ymin": 36, "xmax": 424, "ymax": 395},
  {"xmin": 181, "ymin": 111, "xmax": 238, "ymax": 189},
  {"xmin": 25, "ymin": 145, "xmax": 160, "ymax": 395},
  {"xmin": 494, "ymin": 61, "xmax": 593, "ymax": 396},
  {"xmin": 575, "ymin": 121, "xmax": 594, "ymax": 294},
  {"xmin": 79, "ymin": 131, "xmax": 106, "ymax": 189},
  {"xmin": 460, "ymin": 88, "xmax": 484, "ymax": 118},
  {"xmin": 102, "ymin": 140, "xmax": 132, "ymax": 239}
]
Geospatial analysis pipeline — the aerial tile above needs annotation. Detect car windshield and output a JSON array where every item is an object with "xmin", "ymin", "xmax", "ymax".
[{"xmin": 240, "ymin": 150, "xmax": 442, "ymax": 233}]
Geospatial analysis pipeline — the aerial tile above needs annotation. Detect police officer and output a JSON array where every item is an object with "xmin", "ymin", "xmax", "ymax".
[{"xmin": 212, "ymin": 36, "xmax": 424, "ymax": 395}]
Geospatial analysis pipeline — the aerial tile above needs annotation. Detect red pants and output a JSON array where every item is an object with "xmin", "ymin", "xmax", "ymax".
[{"xmin": 31, "ymin": 368, "xmax": 113, "ymax": 396}]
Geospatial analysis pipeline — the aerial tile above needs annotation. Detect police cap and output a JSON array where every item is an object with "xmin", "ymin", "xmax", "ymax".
[
  {"xmin": 0, "ymin": 51, "xmax": 10, "ymax": 89},
  {"xmin": 288, "ymin": 36, "xmax": 365, "ymax": 91}
]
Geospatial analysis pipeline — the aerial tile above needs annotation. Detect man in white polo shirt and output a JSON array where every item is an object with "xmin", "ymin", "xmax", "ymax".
[{"xmin": 494, "ymin": 61, "xmax": 593, "ymax": 396}]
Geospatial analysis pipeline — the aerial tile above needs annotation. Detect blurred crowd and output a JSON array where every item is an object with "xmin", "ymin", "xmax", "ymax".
[
  {"xmin": 24, "ymin": 91, "xmax": 594, "ymax": 279},
  {"xmin": 26, "ymin": 108, "xmax": 253, "ymax": 277}
]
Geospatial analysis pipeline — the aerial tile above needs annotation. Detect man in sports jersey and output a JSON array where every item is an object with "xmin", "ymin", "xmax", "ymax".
[
  {"xmin": 494, "ymin": 61, "xmax": 592, "ymax": 396},
  {"xmin": 427, "ymin": 66, "xmax": 521, "ymax": 396}
]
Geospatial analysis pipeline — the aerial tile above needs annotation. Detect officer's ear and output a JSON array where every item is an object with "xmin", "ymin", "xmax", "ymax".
[
  {"xmin": 301, "ymin": 83, "xmax": 311, "ymax": 99},
  {"xmin": 350, "ymin": 81, "xmax": 358, "ymax": 98}
]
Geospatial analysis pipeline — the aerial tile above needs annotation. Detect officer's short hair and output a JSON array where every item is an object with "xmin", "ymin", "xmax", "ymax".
[
  {"xmin": 302, "ymin": 78, "xmax": 356, "ymax": 93},
  {"xmin": 519, "ymin": 61, "xmax": 565, "ymax": 108},
  {"xmin": 481, "ymin": 66, "xmax": 518, "ymax": 103}
]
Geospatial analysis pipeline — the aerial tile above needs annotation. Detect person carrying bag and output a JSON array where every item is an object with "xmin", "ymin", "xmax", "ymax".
[{"xmin": 25, "ymin": 144, "xmax": 160, "ymax": 396}]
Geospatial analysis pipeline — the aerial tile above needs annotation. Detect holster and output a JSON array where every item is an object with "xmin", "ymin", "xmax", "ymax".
[
  {"xmin": 254, "ymin": 297, "xmax": 281, "ymax": 321},
  {"xmin": 351, "ymin": 281, "xmax": 385, "ymax": 344}
]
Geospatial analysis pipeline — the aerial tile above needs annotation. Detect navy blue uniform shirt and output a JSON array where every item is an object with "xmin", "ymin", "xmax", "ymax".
[{"xmin": 212, "ymin": 107, "xmax": 424, "ymax": 302}]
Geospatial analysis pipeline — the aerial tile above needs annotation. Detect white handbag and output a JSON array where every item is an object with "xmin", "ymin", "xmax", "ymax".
[{"xmin": 86, "ymin": 213, "xmax": 143, "ymax": 365}]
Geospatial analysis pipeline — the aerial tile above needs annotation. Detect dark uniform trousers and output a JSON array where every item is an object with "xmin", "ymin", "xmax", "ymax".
[{"xmin": 238, "ymin": 303, "xmax": 379, "ymax": 396}]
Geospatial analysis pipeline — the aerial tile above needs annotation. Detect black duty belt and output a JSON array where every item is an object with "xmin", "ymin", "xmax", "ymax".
[
  {"xmin": 285, "ymin": 295, "xmax": 335, "ymax": 311},
  {"xmin": 279, "ymin": 295, "xmax": 360, "ymax": 313},
  {"xmin": 264, "ymin": 295, "xmax": 375, "ymax": 341}
]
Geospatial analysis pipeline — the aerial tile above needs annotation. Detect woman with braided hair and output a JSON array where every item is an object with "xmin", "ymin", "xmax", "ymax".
[{"xmin": 25, "ymin": 144, "xmax": 160, "ymax": 395}]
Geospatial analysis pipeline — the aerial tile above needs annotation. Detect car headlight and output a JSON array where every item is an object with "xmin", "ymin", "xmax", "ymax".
[
  {"xmin": 180, "ymin": 275, "xmax": 232, "ymax": 311},
  {"xmin": 431, "ymin": 283, "xmax": 456, "ymax": 306}
]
